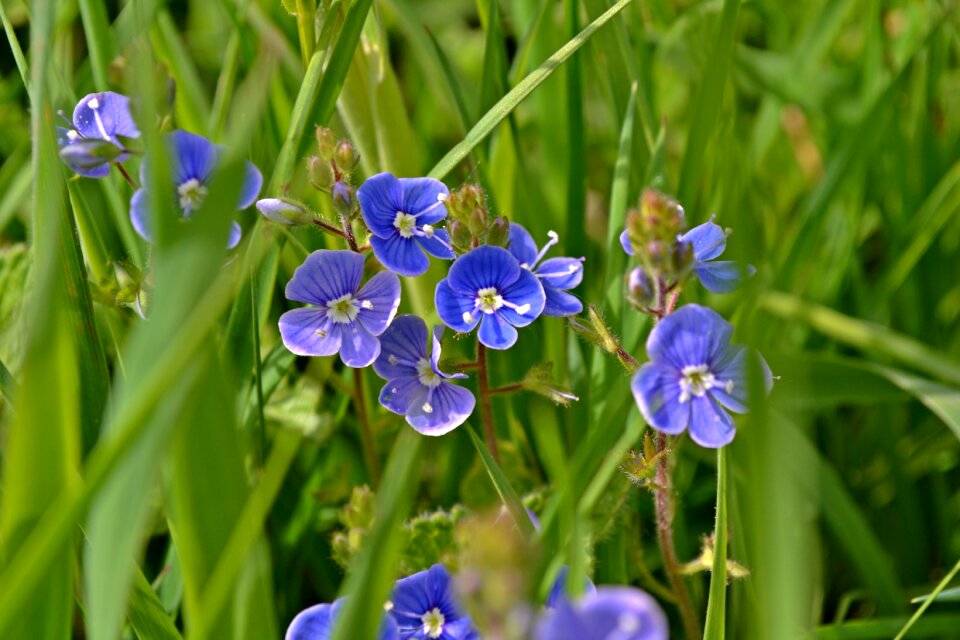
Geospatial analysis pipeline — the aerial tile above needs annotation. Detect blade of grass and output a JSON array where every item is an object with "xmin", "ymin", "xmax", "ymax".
[
  {"xmin": 127, "ymin": 563, "xmax": 184, "ymax": 640},
  {"xmin": 0, "ymin": 0, "xmax": 29, "ymax": 90},
  {"xmin": 78, "ymin": 0, "xmax": 115, "ymax": 88},
  {"xmin": 704, "ymin": 446, "xmax": 728, "ymax": 640},
  {"xmin": 893, "ymin": 557, "xmax": 960, "ymax": 640},
  {"xmin": 151, "ymin": 9, "xmax": 212, "ymax": 134},
  {"xmin": 465, "ymin": 424, "xmax": 538, "ymax": 538}
]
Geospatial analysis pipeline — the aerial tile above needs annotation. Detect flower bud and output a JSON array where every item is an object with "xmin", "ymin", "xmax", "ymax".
[
  {"xmin": 448, "ymin": 219, "xmax": 473, "ymax": 252},
  {"xmin": 626, "ymin": 267, "xmax": 656, "ymax": 309},
  {"xmin": 256, "ymin": 197, "xmax": 313, "ymax": 226},
  {"xmin": 486, "ymin": 216, "xmax": 510, "ymax": 247},
  {"xmin": 59, "ymin": 139, "xmax": 124, "ymax": 169},
  {"xmin": 307, "ymin": 155, "xmax": 334, "ymax": 190},
  {"xmin": 332, "ymin": 181, "xmax": 355, "ymax": 217},
  {"xmin": 333, "ymin": 140, "xmax": 359, "ymax": 173},
  {"xmin": 670, "ymin": 238, "xmax": 694, "ymax": 277},
  {"xmin": 445, "ymin": 184, "xmax": 486, "ymax": 221},
  {"xmin": 315, "ymin": 127, "xmax": 337, "ymax": 160},
  {"xmin": 467, "ymin": 208, "xmax": 488, "ymax": 237}
]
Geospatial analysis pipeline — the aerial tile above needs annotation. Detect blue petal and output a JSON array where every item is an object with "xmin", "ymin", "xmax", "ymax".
[
  {"xmin": 285, "ymin": 602, "xmax": 333, "ymax": 640},
  {"xmin": 446, "ymin": 246, "xmax": 521, "ymax": 296},
  {"xmin": 374, "ymin": 315, "xmax": 427, "ymax": 380},
  {"xmin": 534, "ymin": 599, "xmax": 592, "ymax": 640},
  {"xmin": 238, "ymin": 161, "xmax": 263, "ymax": 209},
  {"xmin": 619, "ymin": 229, "xmax": 634, "ymax": 256},
  {"xmin": 370, "ymin": 233, "xmax": 429, "ymax": 277},
  {"xmin": 416, "ymin": 229, "xmax": 455, "ymax": 259},
  {"xmin": 497, "ymin": 267, "xmax": 545, "ymax": 327},
  {"xmin": 130, "ymin": 189, "xmax": 153, "ymax": 242},
  {"xmin": 227, "ymin": 221, "xmax": 242, "ymax": 249},
  {"xmin": 478, "ymin": 313, "xmax": 519, "ymax": 350},
  {"xmin": 169, "ymin": 130, "xmax": 218, "ymax": 185},
  {"xmin": 631, "ymin": 363, "xmax": 688, "ymax": 435},
  {"xmin": 64, "ymin": 147, "xmax": 112, "ymax": 178},
  {"xmin": 577, "ymin": 587, "xmax": 669, "ymax": 640},
  {"xmin": 545, "ymin": 566, "xmax": 597, "ymax": 609},
  {"xmin": 406, "ymin": 382, "xmax": 475, "ymax": 436},
  {"xmin": 72, "ymin": 92, "xmax": 140, "ymax": 142},
  {"xmin": 278, "ymin": 308, "xmax": 341, "ymax": 357},
  {"xmin": 646, "ymin": 304, "xmax": 733, "ymax": 372},
  {"xmin": 542, "ymin": 287, "xmax": 583, "ymax": 317},
  {"xmin": 338, "ymin": 323, "xmax": 381, "ymax": 368},
  {"xmin": 681, "ymin": 217, "xmax": 726, "ymax": 261},
  {"xmin": 357, "ymin": 172, "xmax": 404, "ymax": 237},
  {"xmin": 435, "ymin": 280, "xmax": 480, "ymax": 333},
  {"xmin": 687, "ymin": 394, "xmax": 736, "ymax": 448},
  {"xmin": 285, "ymin": 250, "xmax": 365, "ymax": 305},
  {"xmin": 695, "ymin": 260, "xmax": 753, "ymax": 294},
  {"xmin": 430, "ymin": 326, "xmax": 466, "ymax": 380},
  {"xmin": 399, "ymin": 177, "xmax": 449, "ymax": 225},
  {"xmin": 379, "ymin": 376, "xmax": 426, "ymax": 415},
  {"xmin": 535, "ymin": 257, "xmax": 584, "ymax": 290},
  {"xmin": 355, "ymin": 271, "xmax": 401, "ymax": 336},
  {"xmin": 389, "ymin": 565, "xmax": 463, "ymax": 631},
  {"xmin": 710, "ymin": 345, "xmax": 773, "ymax": 413},
  {"xmin": 507, "ymin": 223, "xmax": 539, "ymax": 266}
]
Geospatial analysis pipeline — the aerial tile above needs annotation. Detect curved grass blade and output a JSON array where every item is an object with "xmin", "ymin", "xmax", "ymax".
[
  {"xmin": 465, "ymin": 424, "xmax": 538, "ymax": 539},
  {"xmin": 703, "ymin": 447, "xmax": 728, "ymax": 640}
]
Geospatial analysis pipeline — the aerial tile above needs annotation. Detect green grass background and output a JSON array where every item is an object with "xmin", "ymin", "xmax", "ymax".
[{"xmin": 1, "ymin": 0, "xmax": 959, "ymax": 638}]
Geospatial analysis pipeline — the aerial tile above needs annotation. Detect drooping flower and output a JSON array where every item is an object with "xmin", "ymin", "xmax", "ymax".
[
  {"xmin": 57, "ymin": 91, "xmax": 140, "ymax": 178},
  {"xmin": 130, "ymin": 130, "xmax": 262, "ymax": 249},
  {"xmin": 507, "ymin": 224, "xmax": 584, "ymax": 316},
  {"xmin": 373, "ymin": 315, "xmax": 475, "ymax": 436},
  {"xmin": 388, "ymin": 564, "xmax": 479, "ymax": 640},
  {"xmin": 286, "ymin": 598, "xmax": 399, "ymax": 640},
  {"xmin": 631, "ymin": 304, "xmax": 772, "ymax": 448},
  {"xmin": 534, "ymin": 587, "xmax": 668, "ymax": 640},
  {"xmin": 435, "ymin": 246, "xmax": 545, "ymax": 350},
  {"xmin": 279, "ymin": 250, "xmax": 401, "ymax": 368},
  {"xmin": 357, "ymin": 172, "xmax": 455, "ymax": 276}
]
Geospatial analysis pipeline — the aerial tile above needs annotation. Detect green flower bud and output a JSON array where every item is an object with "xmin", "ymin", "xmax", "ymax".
[
  {"xmin": 307, "ymin": 155, "xmax": 334, "ymax": 190},
  {"xmin": 334, "ymin": 140, "xmax": 359, "ymax": 173},
  {"xmin": 315, "ymin": 126, "xmax": 337, "ymax": 159},
  {"xmin": 486, "ymin": 216, "xmax": 510, "ymax": 247}
]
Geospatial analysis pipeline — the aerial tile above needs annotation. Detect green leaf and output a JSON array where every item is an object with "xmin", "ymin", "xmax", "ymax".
[
  {"xmin": 465, "ymin": 424, "xmax": 538, "ymax": 539},
  {"xmin": 128, "ymin": 568, "xmax": 184, "ymax": 640},
  {"xmin": 703, "ymin": 447, "xmax": 728, "ymax": 640},
  {"xmin": 812, "ymin": 614, "xmax": 960, "ymax": 639},
  {"xmin": 78, "ymin": 0, "xmax": 115, "ymax": 89}
]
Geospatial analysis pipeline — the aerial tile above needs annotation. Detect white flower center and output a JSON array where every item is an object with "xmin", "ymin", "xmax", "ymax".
[
  {"xmin": 326, "ymin": 293, "xmax": 359, "ymax": 324},
  {"xmin": 678, "ymin": 364, "xmax": 732, "ymax": 403},
  {"xmin": 416, "ymin": 357, "xmax": 441, "ymax": 388},
  {"xmin": 393, "ymin": 211, "xmax": 417, "ymax": 238},
  {"xmin": 421, "ymin": 607, "xmax": 445, "ymax": 639},
  {"xmin": 177, "ymin": 178, "xmax": 208, "ymax": 212},
  {"xmin": 476, "ymin": 287, "xmax": 504, "ymax": 314}
]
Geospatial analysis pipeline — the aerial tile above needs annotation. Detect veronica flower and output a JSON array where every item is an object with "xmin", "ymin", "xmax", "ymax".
[
  {"xmin": 435, "ymin": 246, "xmax": 545, "ymax": 350},
  {"xmin": 373, "ymin": 315, "xmax": 475, "ymax": 436},
  {"xmin": 130, "ymin": 130, "xmax": 262, "ymax": 249},
  {"xmin": 286, "ymin": 598, "xmax": 399, "ymax": 640},
  {"xmin": 279, "ymin": 250, "xmax": 401, "ymax": 368},
  {"xmin": 631, "ymin": 304, "xmax": 772, "ymax": 448},
  {"xmin": 357, "ymin": 172, "xmax": 455, "ymax": 277},
  {"xmin": 57, "ymin": 92, "xmax": 140, "ymax": 178},
  {"xmin": 507, "ymin": 224, "xmax": 584, "ymax": 316},
  {"xmin": 535, "ymin": 587, "xmax": 668, "ymax": 640},
  {"xmin": 388, "ymin": 564, "xmax": 478, "ymax": 640}
]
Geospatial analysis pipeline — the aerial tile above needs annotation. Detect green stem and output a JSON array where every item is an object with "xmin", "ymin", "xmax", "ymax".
[
  {"xmin": 654, "ymin": 431, "xmax": 701, "ymax": 640},
  {"xmin": 476, "ymin": 342, "xmax": 500, "ymax": 463},
  {"xmin": 353, "ymin": 367, "xmax": 381, "ymax": 485},
  {"xmin": 294, "ymin": 0, "xmax": 316, "ymax": 68},
  {"xmin": 250, "ymin": 275, "xmax": 267, "ymax": 471},
  {"xmin": 704, "ymin": 446, "xmax": 728, "ymax": 639}
]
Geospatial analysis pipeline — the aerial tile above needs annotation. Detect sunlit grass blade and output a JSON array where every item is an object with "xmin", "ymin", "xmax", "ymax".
[
  {"xmin": 703, "ymin": 447, "xmax": 728, "ymax": 640},
  {"xmin": 911, "ymin": 585, "xmax": 960, "ymax": 604},
  {"xmin": 893, "ymin": 557, "xmax": 960, "ymax": 640}
]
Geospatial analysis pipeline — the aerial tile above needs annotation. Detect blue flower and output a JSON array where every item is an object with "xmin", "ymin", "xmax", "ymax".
[
  {"xmin": 130, "ymin": 130, "xmax": 262, "ymax": 249},
  {"xmin": 357, "ymin": 172, "xmax": 455, "ymax": 276},
  {"xmin": 435, "ymin": 246, "xmax": 545, "ymax": 350},
  {"xmin": 535, "ymin": 587, "xmax": 668, "ymax": 640},
  {"xmin": 545, "ymin": 566, "xmax": 597, "ymax": 609},
  {"xmin": 373, "ymin": 315, "xmax": 475, "ymax": 436},
  {"xmin": 279, "ymin": 250, "xmax": 401, "ymax": 368},
  {"xmin": 57, "ymin": 91, "xmax": 140, "ymax": 178},
  {"xmin": 388, "ymin": 564, "xmax": 478, "ymax": 640},
  {"xmin": 507, "ymin": 224, "xmax": 584, "ymax": 316},
  {"xmin": 631, "ymin": 304, "xmax": 772, "ymax": 448},
  {"xmin": 286, "ymin": 598, "xmax": 399, "ymax": 640}
]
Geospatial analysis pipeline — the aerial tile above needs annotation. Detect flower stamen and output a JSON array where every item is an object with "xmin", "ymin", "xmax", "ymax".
[{"xmin": 326, "ymin": 293, "xmax": 359, "ymax": 324}]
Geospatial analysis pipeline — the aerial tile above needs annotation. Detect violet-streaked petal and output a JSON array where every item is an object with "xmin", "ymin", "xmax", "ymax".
[
  {"xmin": 681, "ymin": 218, "xmax": 726, "ymax": 262},
  {"xmin": 398, "ymin": 177, "xmax": 449, "ymax": 225},
  {"xmin": 130, "ymin": 189, "xmax": 153, "ymax": 242},
  {"xmin": 535, "ymin": 257, "xmax": 584, "ymax": 290},
  {"xmin": 238, "ymin": 161, "xmax": 263, "ymax": 209},
  {"xmin": 497, "ymin": 267, "xmax": 545, "ymax": 327},
  {"xmin": 369, "ymin": 233, "xmax": 430, "ymax": 277},
  {"xmin": 646, "ymin": 304, "xmax": 733, "ymax": 372},
  {"xmin": 710, "ymin": 345, "xmax": 773, "ymax": 413},
  {"xmin": 227, "ymin": 221, "xmax": 242, "ymax": 249},
  {"xmin": 478, "ymin": 313, "xmax": 519, "ymax": 350},
  {"xmin": 338, "ymin": 323, "xmax": 381, "ymax": 368},
  {"xmin": 446, "ymin": 245, "xmax": 521, "ymax": 295},
  {"xmin": 534, "ymin": 599, "xmax": 592, "ymax": 640},
  {"xmin": 355, "ymin": 270, "xmax": 401, "ymax": 336},
  {"xmin": 406, "ymin": 382, "xmax": 475, "ymax": 436},
  {"xmin": 278, "ymin": 308, "xmax": 341, "ymax": 357},
  {"xmin": 619, "ymin": 229, "xmax": 634, "ymax": 256},
  {"xmin": 357, "ymin": 172, "xmax": 404, "ymax": 237},
  {"xmin": 285, "ymin": 603, "xmax": 333, "ymax": 640},
  {"xmin": 73, "ymin": 92, "xmax": 140, "ymax": 141},
  {"xmin": 374, "ymin": 315, "xmax": 427, "ymax": 380},
  {"xmin": 507, "ymin": 223, "xmax": 539, "ymax": 266},
  {"xmin": 695, "ymin": 260, "xmax": 752, "ymax": 294},
  {"xmin": 542, "ymin": 287, "xmax": 583, "ymax": 317},
  {"xmin": 631, "ymin": 363, "xmax": 688, "ymax": 435},
  {"xmin": 687, "ymin": 394, "xmax": 736, "ymax": 448},
  {"xmin": 416, "ymin": 229, "xmax": 456, "ymax": 260},
  {"xmin": 169, "ymin": 130, "xmax": 218, "ymax": 185},
  {"xmin": 435, "ymin": 280, "xmax": 481, "ymax": 333},
  {"xmin": 378, "ymin": 376, "xmax": 426, "ymax": 415},
  {"xmin": 285, "ymin": 249, "xmax": 365, "ymax": 305},
  {"xmin": 578, "ymin": 587, "xmax": 669, "ymax": 640},
  {"xmin": 389, "ymin": 565, "xmax": 461, "ymax": 630}
]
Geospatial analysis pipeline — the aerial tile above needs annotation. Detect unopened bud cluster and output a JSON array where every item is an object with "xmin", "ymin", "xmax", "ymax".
[
  {"xmin": 444, "ymin": 184, "xmax": 510, "ymax": 253},
  {"xmin": 307, "ymin": 127, "xmax": 359, "ymax": 217}
]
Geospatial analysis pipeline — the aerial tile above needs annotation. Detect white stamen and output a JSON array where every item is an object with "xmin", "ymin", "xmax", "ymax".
[
  {"xmin": 462, "ymin": 311, "xmax": 476, "ymax": 324},
  {"xmin": 87, "ymin": 97, "xmax": 100, "ymax": 110},
  {"xmin": 326, "ymin": 293, "xmax": 359, "ymax": 324},
  {"xmin": 421, "ymin": 402, "xmax": 433, "ymax": 414},
  {"xmin": 66, "ymin": 130, "xmax": 79, "ymax": 141},
  {"xmin": 437, "ymin": 193, "xmax": 447, "ymax": 202},
  {"xmin": 476, "ymin": 287, "xmax": 504, "ymax": 314},
  {"xmin": 678, "ymin": 364, "xmax": 721, "ymax": 403},
  {"xmin": 177, "ymin": 178, "xmax": 208, "ymax": 212},
  {"xmin": 388, "ymin": 355, "xmax": 399, "ymax": 365},
  {"xmin": 314, "ymin": 329, "xmax": 327, "ymax": 338},
  {"xmin": 530, "ymin": 229, "xmax": 560, "ymax": 268},
  {"xmin": 393, "ymin": 211, "xmax": 418, "ymax": 238},
  {"xmin": 421, "ymin": 607, "xmax": 445, "ymax": 638},
  {"xmin": 501, "ymin": 299, "xmax": 531, "ymax": 316},
  {"xmin": 361, "ymin": 300, "xmax": 374, "ymax": 309},
  {"xmin": 422, "ymin": 224, "xmax": 435, "ymax": 237},
  {"xmin": 384, "ymin": 601, "xmax": 394, "ymax": 612}
]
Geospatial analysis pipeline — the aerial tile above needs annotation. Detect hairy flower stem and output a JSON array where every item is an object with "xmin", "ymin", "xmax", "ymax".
[
  {"xmin": 476, "ymin": 342, "xmax": 501, "ymax": 463},
  {"xmin": 338, "ymin": 214, "xmax": 359, "ymax": 252},
  {"xmin": 353, "ymin": 367, "xmax": 381, "ymax": 485},
  {"xmin": 488, "ymin": 382, "xmax": 523, "ymax": 396},
  {"xmin": 115, "ymin": 163, "xmax": 137, "ymax": 188},
  {"xmin": 654, "ymin": 431, "xmax": 700, "ymax": 640},
  {"xmin": 312, "ymin": 218, "xmax": 349, "ymax": 240}
]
